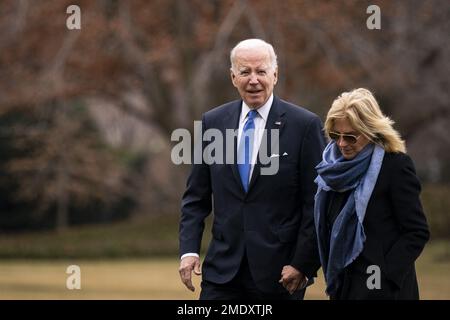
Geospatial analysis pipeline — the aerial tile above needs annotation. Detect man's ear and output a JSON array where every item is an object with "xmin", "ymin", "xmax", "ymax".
[
  {"xmin": 273, "ymin": 67, "xmax": 278, "ymax": 85},
  {"xmin": 230, "ymin": 69, "xmax": 237, "ymax": 87}
]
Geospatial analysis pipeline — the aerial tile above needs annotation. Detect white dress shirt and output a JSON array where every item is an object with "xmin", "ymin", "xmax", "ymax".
[{"xmin": 237, "ymin": 94, "xmax": 273, "ymax": 183}]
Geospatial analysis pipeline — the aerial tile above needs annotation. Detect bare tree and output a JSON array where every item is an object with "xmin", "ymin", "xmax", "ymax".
[{"xmin": 0, "ymin": 0, "xmax": 448, "ymax": 231}]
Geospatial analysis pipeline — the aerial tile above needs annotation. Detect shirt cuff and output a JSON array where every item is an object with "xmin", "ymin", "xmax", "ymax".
[{"xmin": 181, "ymin": 253, "xmax": 199, "ymax": 260}]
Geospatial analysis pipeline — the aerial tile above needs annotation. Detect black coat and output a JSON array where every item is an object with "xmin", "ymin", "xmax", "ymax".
[
  {"xmin": 179, "ymin": 96, "xmax": 325, "ymax": 293},
  {"xmin": 328, "ymin": 152, "xmax": 430, "ymax": 300}
]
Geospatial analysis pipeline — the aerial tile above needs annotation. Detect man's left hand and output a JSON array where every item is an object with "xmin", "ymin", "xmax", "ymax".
[{"xmin": 278, "ymin": 265, "xmax": 307, "ymax": 294}]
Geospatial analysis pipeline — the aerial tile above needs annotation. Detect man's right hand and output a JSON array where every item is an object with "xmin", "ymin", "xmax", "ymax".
[{"xmin": 179, "ymin": 256, "xmax": 202, "ymax": 292}]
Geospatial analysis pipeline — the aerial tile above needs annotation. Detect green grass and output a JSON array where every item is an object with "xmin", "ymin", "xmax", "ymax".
[
  {"xmin": 421, "ymin": 184, "xmax": 450, "ymax": 239},
  {"xmin": 0, "ymin": 241, "xmax": 448, "ymax": 300},
  {"xmin": 0, "ymin": 214, "xmax": 185, "ymax": 259},
  {"xmin": 415, "ymin": 240, "xmax": 450, "ymax": 299},
  {"xmin": 0, "ymin": 214, "xmax": 215, "ymax": 259},
  {"xmin": 0, "ymin": 211, "xmax": 448, "ymax": 299}
]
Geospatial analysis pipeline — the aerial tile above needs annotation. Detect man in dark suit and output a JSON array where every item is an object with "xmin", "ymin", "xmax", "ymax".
[{"xmin": 178, "ymin": 39, "xmax": 325, "ymax": 299}]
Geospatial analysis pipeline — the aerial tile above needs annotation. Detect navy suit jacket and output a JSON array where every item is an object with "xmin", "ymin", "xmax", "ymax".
[{"xmin": 179, "ymin": 96, "xmax": 325, "ymax": 293}]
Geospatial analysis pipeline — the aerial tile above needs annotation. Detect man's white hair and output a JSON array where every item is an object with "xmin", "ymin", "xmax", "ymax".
[{"xmin": 230, "ymin": 39, "xmax": 278, "ymax": 72}]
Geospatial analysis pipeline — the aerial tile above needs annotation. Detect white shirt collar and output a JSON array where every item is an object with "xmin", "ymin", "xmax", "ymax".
[{"xmin": 240, "ymin": 94, "xmax": 273, "ymax": 124}]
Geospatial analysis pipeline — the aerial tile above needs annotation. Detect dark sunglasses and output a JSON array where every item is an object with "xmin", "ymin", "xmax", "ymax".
[{"xmin": 329, "ymin": 131, "xmax": 362, "ymax": 145}]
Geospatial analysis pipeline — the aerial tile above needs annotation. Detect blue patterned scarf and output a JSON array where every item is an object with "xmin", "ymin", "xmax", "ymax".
[{"xmin": 314, "ymin": 142, "xmax": 385, "ymax": 296}]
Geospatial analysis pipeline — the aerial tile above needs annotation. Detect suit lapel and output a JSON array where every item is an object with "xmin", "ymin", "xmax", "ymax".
[
  {"xmin": 225, "ymin": 101, "xmax": 245, "ymax": 193},
  {"xmin": 248, "ymin": 96, "xmax": 286, "ymax": 191}
]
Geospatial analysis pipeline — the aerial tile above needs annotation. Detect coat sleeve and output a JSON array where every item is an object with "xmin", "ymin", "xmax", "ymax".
[
  {"xmin": 384, "ymin": 153, "xmax": 430, "ymax": 288},
  {"xmin": 291, "ymin": 115, "xmax": 325, "ymax": 278},
  {"xmin": 179, "ymin": 114, "xmax": 212, "ymax": 257}
]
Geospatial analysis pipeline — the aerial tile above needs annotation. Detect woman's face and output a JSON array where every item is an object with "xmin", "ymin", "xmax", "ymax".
[{"xmin": 331, "ymin": 118, "xmax": 370, "ymax": 160}]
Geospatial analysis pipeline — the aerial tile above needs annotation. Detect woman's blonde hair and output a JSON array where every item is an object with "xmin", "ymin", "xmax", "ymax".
[{"xmin": 325, "ymin": 88, "xmax": 406, "ymax": 153}]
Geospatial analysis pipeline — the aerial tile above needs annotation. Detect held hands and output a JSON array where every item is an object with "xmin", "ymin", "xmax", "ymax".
[
  {"xmin": 279, "ymin": 265, "xmax": 307, "ymax": 295},
  {"xmin": 179, "ymin": 256, "xmax": 202, "ymax": 292}
]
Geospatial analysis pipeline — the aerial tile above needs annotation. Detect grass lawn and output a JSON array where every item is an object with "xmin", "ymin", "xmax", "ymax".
[
  {"xmin": 0, "ymin": 240, "xmax": 448, "ymax": 300},
  {"xmin": 0, "ymin": 215, "xmax": 182, "ymax": 259}
]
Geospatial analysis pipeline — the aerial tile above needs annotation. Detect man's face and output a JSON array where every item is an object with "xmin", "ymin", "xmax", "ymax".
[{"xmin": 230, "ymin": 48, "xmax": 277, "ymax": 109}]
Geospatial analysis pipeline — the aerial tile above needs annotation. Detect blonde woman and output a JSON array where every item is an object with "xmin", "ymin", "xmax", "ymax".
[{"xmin": 314, "ymin": 88, "xmax": 429, "ymax": 299}]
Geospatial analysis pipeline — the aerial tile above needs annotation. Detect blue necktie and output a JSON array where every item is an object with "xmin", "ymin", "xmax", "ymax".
[{"xmin": 238, "ymin": 110, "xmax": 257, "ymax": 192}]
